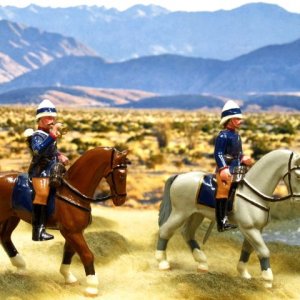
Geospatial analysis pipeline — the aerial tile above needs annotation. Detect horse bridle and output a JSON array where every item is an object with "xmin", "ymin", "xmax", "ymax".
[
  {"xmin": 238, "ymin": 152, "xmax": 300, "ymax": 211},
  {"xmin": 104, "ymin": 160, "xmax": 128, "ymax": 200},
  {"xmin": 57, "ymin": 149, "xmax": 127, "ymax": 208}
]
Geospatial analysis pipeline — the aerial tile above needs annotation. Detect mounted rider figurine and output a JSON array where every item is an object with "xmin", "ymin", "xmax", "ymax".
[
  {"xmin": 26, "ymin": 99, "xmax": 69, "ymax": 241},
  {"xmin": 214, "ymin": 100, "xmax": 253, "ymax": 232}
]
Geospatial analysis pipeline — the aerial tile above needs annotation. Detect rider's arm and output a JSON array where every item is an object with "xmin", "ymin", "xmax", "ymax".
[
  {"xmin": 214, "ymin": 132, "xmax": 228, "ymax": 171},
  {"xmin": 31, "ymin": 133, "xmax": 56, "ymax": 155}
]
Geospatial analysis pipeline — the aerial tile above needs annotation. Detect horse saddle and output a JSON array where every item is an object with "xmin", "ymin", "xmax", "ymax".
[
  {"xmin": 12, "ymin": 173, "xmax": 55, "ymax": 217},
  {"xmin": 197, "ymin": 174, "xmax": 236, "ymax": 211},
  {"xmin": 197, "ymin": 174, "xmax": 217, "ymax": 208}
]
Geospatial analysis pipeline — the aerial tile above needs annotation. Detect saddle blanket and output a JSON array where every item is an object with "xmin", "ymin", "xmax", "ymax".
[
  {"xmin": 197, "ymin": 174, "xmax": 217, "ymax": 208},
  {"xmin": 12, "ymin": 173, "xmax": 55, "ymax": 216}
]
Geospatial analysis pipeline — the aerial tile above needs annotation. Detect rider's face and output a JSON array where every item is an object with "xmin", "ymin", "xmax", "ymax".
[
  {"xmin": 228, "ymin": 118, "xmax": 242, "ymax": 129},
  {"xmin": 38, "ymin": 116, "xmax": 56, "ymax": 129}
]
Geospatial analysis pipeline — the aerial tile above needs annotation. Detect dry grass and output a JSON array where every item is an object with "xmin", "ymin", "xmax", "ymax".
[{"xmin": 0, "ymin": 206, "xmax": 300, "ymax": 300}]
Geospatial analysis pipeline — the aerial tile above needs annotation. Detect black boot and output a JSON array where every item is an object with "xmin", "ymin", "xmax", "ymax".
[
  {"xmin": 32, "ymin": 204, "xmax": 54, "ymax": 241},
  {"xmin": 215, "ymin": 198, "xmax": 237, "ymax": 232},
  {"xmin": 215, "ymin": 200, "xmax": 224, "ymax": 232}
]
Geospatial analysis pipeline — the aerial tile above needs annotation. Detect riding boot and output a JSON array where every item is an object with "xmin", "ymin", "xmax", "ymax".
[
  {"xmin": 32, "ymin": 204, "xmax": 54, "ymax": 241},
  {"xmin": 215, "ymin": 199, "xmax": 224, "ymax": 232},
  {"xmin": 215, "ymin": 198, "xmax": 237, "ymax": 232}
]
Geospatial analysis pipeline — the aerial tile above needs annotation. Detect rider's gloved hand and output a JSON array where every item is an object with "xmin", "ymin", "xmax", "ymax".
[
  {"xmin": 50, "ymin": 123, "xmax": 63, "ymax": 138},
  {"xmin": 241, "ymin": 155, "xmax": 253, "ymax": 166},
  {"xmin": 219, "ymin": 167, "xmax": 231, "ymax": 183}
]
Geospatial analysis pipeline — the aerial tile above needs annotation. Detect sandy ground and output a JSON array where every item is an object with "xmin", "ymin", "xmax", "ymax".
[{"xmin": 0, "ymin": 206, "xmax": 300, "ymax": 300}]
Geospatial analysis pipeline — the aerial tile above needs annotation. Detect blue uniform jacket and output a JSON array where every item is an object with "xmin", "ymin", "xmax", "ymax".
[
  {"xmin": 214, "ymin": 129, "xmax": 243, "ymax": 174},
  {"xmin": 28, "ymin": 130, "xmax": 59, "ymax": 178}
]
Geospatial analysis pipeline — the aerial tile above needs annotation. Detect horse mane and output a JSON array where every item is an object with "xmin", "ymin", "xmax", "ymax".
[
  {"xmin": 65, "ymin": 146, "xmax": 114, "ymax": 178},
  {"xmin": 245, "ymin": 148, "xmax": 292, "ymax": 182}
]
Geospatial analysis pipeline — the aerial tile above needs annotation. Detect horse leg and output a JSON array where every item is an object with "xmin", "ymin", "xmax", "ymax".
[
  {"xmin": 0, "ymin": 217, "xmax": 26, "ymax": 273},
  {"xmin": 156, "ymin": 211, "xmax": 189, "ymax": 270},
  {"xmin": 181, "ymin": 213, "xmax": 208, "ymax": 272},
  {"xmin": 60, "ymin": 230, "xmax": 98, "ymax": 296},
  {"xmin": 237, "ymin": 238, "xmax": 254, "ymax": 279},
  {"xmin": 59, "ymin": 240, "xmax": 77, "ymax": 284},
  {"xmin": 239, "ymin": 227, "xmax": 273, "ymax": 288}
]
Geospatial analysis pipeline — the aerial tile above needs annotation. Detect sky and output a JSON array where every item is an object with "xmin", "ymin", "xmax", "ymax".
[{"xmin": 0, "ymin": 0, "xmax": 299, "ymax": 13}]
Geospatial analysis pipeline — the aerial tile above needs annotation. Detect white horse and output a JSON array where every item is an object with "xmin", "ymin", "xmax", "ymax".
[{"xmin": 155, "ymin": 149, "xmax": 300, "ymax": 288}]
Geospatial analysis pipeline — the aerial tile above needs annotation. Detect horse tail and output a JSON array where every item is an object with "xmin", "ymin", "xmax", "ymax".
[{"xmin": 158, "ymin": 174, "xmax": 178, "ymax": 227}]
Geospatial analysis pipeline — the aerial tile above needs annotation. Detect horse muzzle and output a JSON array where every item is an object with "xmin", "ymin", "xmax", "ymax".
[{"xmin": 112, "ymin": 194, "xmax": 127, "ymax": 206}]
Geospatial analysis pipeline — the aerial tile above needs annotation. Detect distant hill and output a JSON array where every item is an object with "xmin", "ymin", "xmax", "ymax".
[
  {"xmin": 118, "ymin": 94, "xmax": 226, "ymax": 110},
  {"xmin": 203, "ymin": 38, "xmax": 300, "ymax": 95},
  {"xmin": 244, "ymin": 93, "xmax": 300, "ymax": 111},
  {"xmin": 0, "ymin": 19, "xmax": 96, "ymax": 83},
  {"xmin": 0, "ymin": 3, "xmax": 300, "ymax": 61},
  {"xmin": 1, "ymin": 84, "xmax": 300, "ymax": 112},
  {"xmin": 0, "ymin": 38, "xmax": 299, "ymax": 96},
  {"xmin": 0, "ymin": 54, "xmax": 221, "ymax": 94},
  {"xmin": 0, "ymin": 86, "xmax": 155, "ymax": 106},
  {"xmin": 119, "ymin": 92, "xmax": 300, "ymax": 111}
]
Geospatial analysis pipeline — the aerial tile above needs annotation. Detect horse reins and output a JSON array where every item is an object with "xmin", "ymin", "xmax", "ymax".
[
  {"xmin": 56, "ymin": 149, "xmax": 127, "ymax": 211},
  {"xmin": 237, "ymin": 151, "xmax": 300, "ymax": 212}
]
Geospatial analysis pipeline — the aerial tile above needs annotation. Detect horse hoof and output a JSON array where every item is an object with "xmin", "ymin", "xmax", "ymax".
[
  {"xmin": 238, "ymin": 268, "xmax": 252, "ymax": 279},
  {"xmin": 241, "ymin": 272, "xmax": 252, "ymax": 279},
  {"xmin": 65, "ymin": 274, "xmax": 78, "ymax": 284},
  {"xmin": 262, "ymin": 268, "xmax": 273, "ymax": 287},
  {"xmin": 10, "ymin": 254, "xmax": 26, "ymax": 270},
  {"xmin": 237, "ymin": 262, "xmax": 252, "ymax": 279},
  {"xmin": 84, "ymin": 287, "xmax": 99, "ymax": 297},
  {"xmin": 16, "ymin": 267, "xmax": 27, "ymax": 275},
  {"xmin": 263, "ymin": 281, "xmax": 273, "ymax": 289},
  {"xmin": 60, "ymin": 264, "xmax": 78, "ymax": 284},
  {"xmin": 85, "ymin": 275, "xmax": 99, "ymax": 297},
  {"xmin": 158, "ymin": 260, "xmax": 170, "ymax": 270},
  {"xmin": 197, "ymin": 263, "xmax": 208, "ymax": 273}
]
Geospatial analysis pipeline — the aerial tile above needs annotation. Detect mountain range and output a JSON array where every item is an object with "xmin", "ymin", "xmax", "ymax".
[
  {"xmin": 0, "ymin": 3, "xmax": 300, "ymax": 61},
  {"xmin": 0, "ymin": 3, "xmax": 299, "ymax": 110},
  {"xmin": 0, "ymin": 36, "xmax": 299, "ymax": 97},
  {"xmin": 0, "ymin": 19, "xmax": 95, "ymax": 83}
]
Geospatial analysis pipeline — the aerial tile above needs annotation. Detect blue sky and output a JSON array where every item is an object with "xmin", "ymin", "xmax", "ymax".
[{"xmin": 0, "ymin": 0, "xmax": 299, "ymax": 13}]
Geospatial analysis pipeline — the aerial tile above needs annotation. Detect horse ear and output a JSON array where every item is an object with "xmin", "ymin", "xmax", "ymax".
[
  {"xmin": 121, "ymin": 150, "xmax": 131, "ymax": 164},
  {"xmin": 121, "ymin": 149, "xmax": 129, "ymax": 156}
]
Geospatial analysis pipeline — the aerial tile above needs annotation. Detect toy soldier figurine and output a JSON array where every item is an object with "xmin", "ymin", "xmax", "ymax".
[
  {"xmin": 214, "ymin": 100, "xmax": 252, "ymax": 232},
  {"xmin": 28, "ymin": 99, "xmax": 69, "ymax": 241}
]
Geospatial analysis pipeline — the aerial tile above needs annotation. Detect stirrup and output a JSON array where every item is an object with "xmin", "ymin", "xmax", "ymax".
[
  {"xmin": 217, "ymin": 220, "xmax": 237, "ymax": 232},
  {"xmin": 224, "ymin": 223, "xmax": 237, "ymax": 229},
  {"xmin": 32, "ymin": 226, "xmax": 54, "ymax": 241}
]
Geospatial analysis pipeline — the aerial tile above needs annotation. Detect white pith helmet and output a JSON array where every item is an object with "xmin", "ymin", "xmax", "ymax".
[
  {"xmin": 36, "ymin": 99, "xmax": 57, "ymax": 120},
  {"xmin": 220, "ymin": 100, "xmax": 243, "ymax": 125}
]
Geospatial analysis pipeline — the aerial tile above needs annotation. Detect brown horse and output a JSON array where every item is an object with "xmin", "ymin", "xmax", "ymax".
[{"xmin": 0, "ymin": 147, "xmax": 129, "ymax": 296}]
